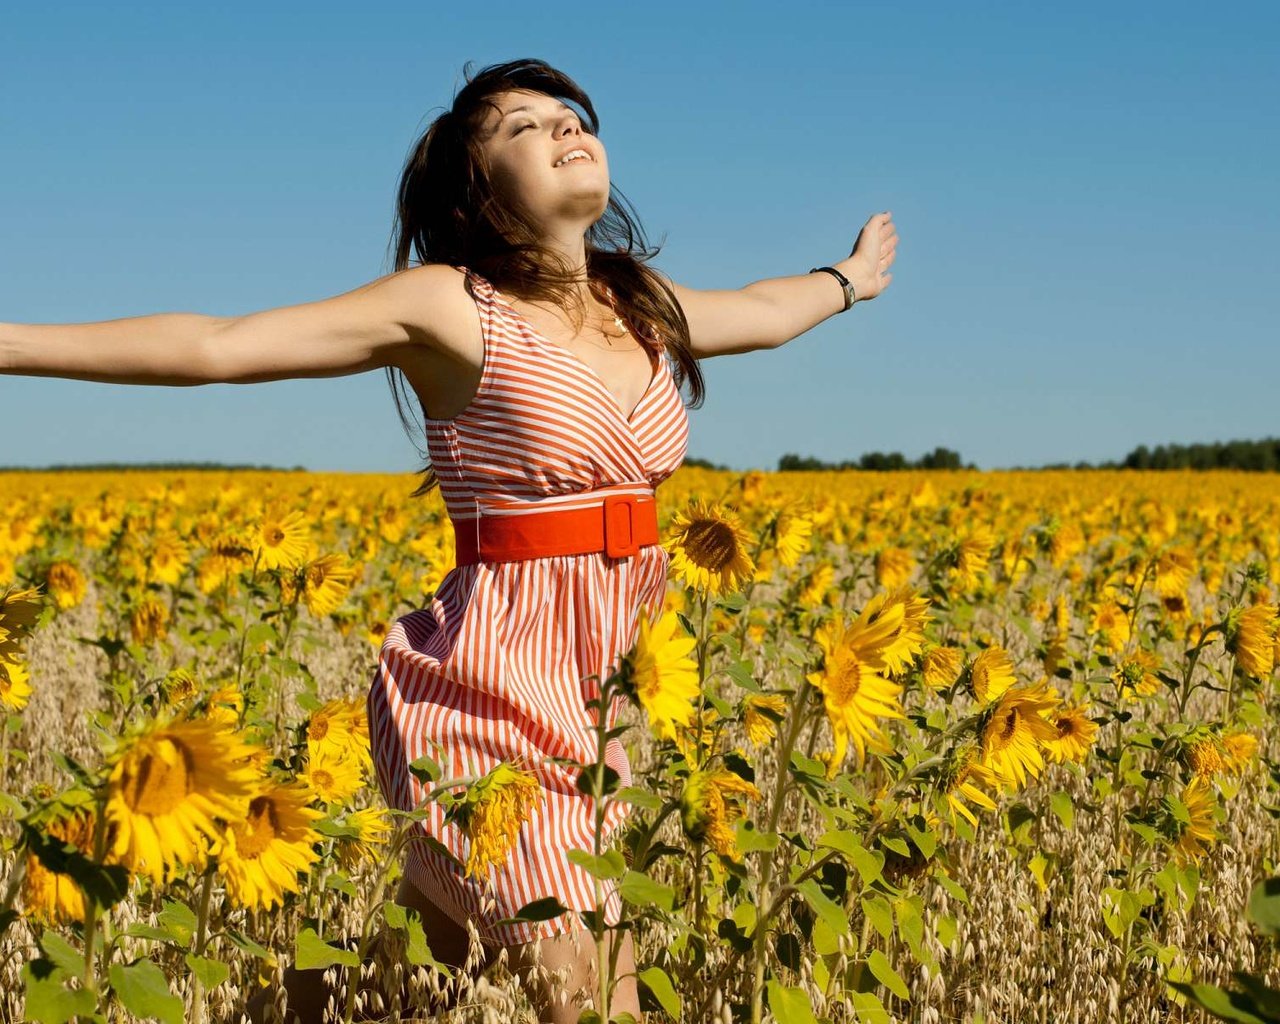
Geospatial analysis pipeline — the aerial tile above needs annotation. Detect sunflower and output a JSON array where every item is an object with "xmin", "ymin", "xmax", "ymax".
[
  {"xmin": 212, "ymin": 780, "xmax": 323, "ymax": 911},
  {"xmin": 938, "ymin": 743, "xmax": 1000, "ymax": 829},
  {"xmin": 1089, "ymin": 601, "xmax": 1131, "ymax": 654},
  {"xmin": 43, "ymin": 561, "xmax": 87, "ymax": 611},
  {"xmin": 282, "ymin": 553, "xmax": 356, "ymax": 618},
  {"xmin": 665, "ymin": 499, "xmax": 756, "ymax": 596},
  {"xmin": 452, "ymin": 762, "xmax": 543, "ymax": 880},
  {"xmin": 673, "ymin": 704, "xmax": 721, "ymax": 765},
  {"xmin": 335, "ymin": 806, "xmax": 395, "ymax": 872},
  {"xmin": 1155, "ymin": 547, "xmax": 1194, "ymax": 598},
  {"xmin": 1181, "ymin": 736, "xmax": 1225, "ymax": 779},
  {"xmin": 797, "ymin": 562, "xmax": 836, "ymax": 609},
  {"xmin": 978, "ymin": 682, "xmax": 1061, "ymax": 791},
  {"xmin": 1220, "ymin": 731, "xmax": 1258, "ymax": 774},
  {"xmin": 253, "ymin": 508, "xmax": 311, "ymax": 571},
  {"xmin": 1225, "ymin": 603, "xmax": 1277, "ymax": 679},
  {"xmin": 874, "ymin": 547, "xmax": 916, "ymax": 590},
  {"xmin": 21, "ymin": 808, "xmax": 96, "ymax": 926},
  {"xmin": 0, "ymin": 657, "xmax": 32, "ymax": 712},
  {"xmin": 104, "ymin": 716, "xmax": 264, "ymax": 884},
  {"xmin": 920, "ymin": 645, "xmax": 964, "ymax": 692},
  {"xmin": 625, "ymin": 607, "xmax": 700, "ymax": 743},
  {"xmin": 947, "ymin": 524, "xmax": 995, "ymax": 592},
  {"xmin": 806, "ymin": 603, "xmax": 906, "ymax": 777},
  {"xmin": 743, "ymin": 693, "xmax": 788, "ymax": 747},
  {"xmin": 968, "ymin": 646, "xmax": 1018, "ymax": 704},
  {"xmin": 306, "ymin": 697, "xmax": 372, "ymax": 773},
  {"xmin": 0, "ymin": 585, "xmax": 43, "ymax": 660},
  {"xmin": 1168, "ymin": 776, "xmax": 1218, "ymax": 865},
  {"xmin": 770, "ymin": 504, "xmax": 813, "ymax": 568},
  {"xmin": 205, "ymin": 680, "xmax": 244, "ymax": 727},
  {"xmin": 146, "ymin": 532, "xmax": 191, "ymax": 587},
  {"xmin": 861, "ymin": 586, "xmax": 932, "ymax": 677},
  {"xmin": 129, "ymin": 595, "xmax": 170, "ymax": 646},
  {"xmin": 300, "ymin": 750, "xmax": 366, "ymax": 807},
  {"xmin": 679, "ymin": 768, "xmax": 763, "ymax": 861},
  {"xmin": 1041, "ymin": 702, "xmax": 1098, "ymax": 764},
  {"xmin": 161, "ymin": 667, "xmax": 200, "ymax": 706},
  {"xmin": 1113, "ymin": 647, "xmax": 1162, "ymax": 701}
]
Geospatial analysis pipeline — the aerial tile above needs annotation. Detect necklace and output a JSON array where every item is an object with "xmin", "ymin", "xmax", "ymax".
[{"xmin": 597, "ymin": 285, "xmax": 628, "ymax": 344}]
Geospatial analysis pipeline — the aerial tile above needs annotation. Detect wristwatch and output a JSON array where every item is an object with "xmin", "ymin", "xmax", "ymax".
[{"xmin": 809, "ymin": 265, "xmax": 856, "ymax": 312}]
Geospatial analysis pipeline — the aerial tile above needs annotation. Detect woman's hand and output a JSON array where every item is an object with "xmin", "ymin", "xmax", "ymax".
[{"xmin": 839, "ymin": 211, "xmax": 897, "ymax": 303}]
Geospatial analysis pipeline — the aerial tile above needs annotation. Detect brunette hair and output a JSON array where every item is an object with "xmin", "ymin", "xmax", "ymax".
[{"xmin": 384, "ymin": 57, "xmax": 703, "ymax": 497}]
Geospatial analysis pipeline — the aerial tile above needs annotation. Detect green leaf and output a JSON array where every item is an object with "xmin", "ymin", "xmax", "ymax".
[
  {"xmin": 224, "ymin": 927, "xmax": 272, "ymax": 960},
  {"xmin": 725, "ymin": 660, "xmax": 763, "ymax": 693},
  {"xmin": 933, "ymin": 867, "xmax": 969, "ymax": 904},
  {"xmin": 38, "ymin": 931, "xmax": 86, "ymax": 977},
  {"xmin": 294, "ymin": 927, "xmax": 359, "ymax": 970},
  {"xmin": 638, "ymin": 966, "xmax": 682, "ymax": 1019},
  {"xmin": 618, "ymin": 870, "xmax": 676, "ymax": 912},
  {"xmin": 766, "ymin": 980, "xmax": 818, "ymax": 1024},
  {"xmin": 157, "ymin": 900, "xmax": 198, "ymax": 948},
  {"xmin": 566, "ymin": 848, "xmax": 626, "ymax": 881},
  {"xmin": 849, "ymin": 990, "xmax": 892, "ymax": 1024},
  {"xmin": 860, "ymin": 895, "xmax": 895, "ymax": 943},
  {"xmin": 245, "ymin": 622, "xmax": 280, "ymax": 647},
  {"xmin": 184, "ymin": 952, "xmax": 231, "ymax": 990},
  {"xmin": 1050, "ymin": 790, "xmax": 1075, "ymax": 830},
  {"xmin": 109, "ymin": 959, "xmax": 184, "ymax": 1024},
  {"xmin": 796, "ymin": 879, "xmax": 849, "ymax": 937},
  {"xmin": 818, "ymin": 831, "xmax": 884, "ymax": 889},
  {"xmin": 616, "ymin": 787, "xmax": 663, "ymax": 811},
  {"xmin": 866, "ymin": 948, "xmax": 910, "ymax": 1000},
  {"xmin": 493, "ymin": 896, "xmax": 570, "ymax": 927},
  {"xmin": 1246, "ymin": 877, "xmax": 1280, "ymax": 937},
  {"xmin": 904, "ymin": 820, "xmax": 936, "ymax": 860},
  {"xmin": 1165, "ymin": 980, "xmax": 1274, "ymax": 1023},
  {"xmin": 383, "ymin": 904, "xmax": 440, "ymax": 969},
  {"xmin": 21, "ymin": 962, "xmax": 96, "ymax": 1024},
  {"xmin": 734, "ymin": 820, "xmax": 780, "ymax": 854},
  {"xmin": 407, "ymin": 754, "xmax": 443, "ymax": 783}
]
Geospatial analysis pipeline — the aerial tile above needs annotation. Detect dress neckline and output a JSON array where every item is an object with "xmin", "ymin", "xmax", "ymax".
[{"xmin": 475, "ymin": 271, "xmax": 665, "ymax": 427}]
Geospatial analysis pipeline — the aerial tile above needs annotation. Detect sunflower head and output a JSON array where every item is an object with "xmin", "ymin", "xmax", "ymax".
[
  {"xmin": 679, "ymin": 768, "xmax": 762, "ymax": 861},
  {"xmin": 452, "ymin": 762, "xmax": 543, "ymax": 880},
  {"xmin": 623, "ymin": 607, "xmax": 700, "ymax": 743},
  {"xmin": 665, "ymin": 499, "xmax": 756, "ymax": 596}
]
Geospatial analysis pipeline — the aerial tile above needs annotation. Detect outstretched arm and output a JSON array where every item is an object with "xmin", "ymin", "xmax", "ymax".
[
  {"xmin": 658, "ymin": 211, "xmax": 898, "ymax": 358},
  {"xmin": 0, "ymin": 265, "xmax": 454, "ymax": 386}
]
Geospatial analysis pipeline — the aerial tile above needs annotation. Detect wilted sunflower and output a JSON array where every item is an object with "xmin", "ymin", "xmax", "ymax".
[
  {"xmin": 43, "ymin": 561, "xmax": 87, "ymax": 611},
  {"xmin": 938, "ymin": 743, "xmax": 1000, "ymax": 829},
  {"xmin": 1113, "ymin": 646, "xmax": 1162, "ymax": 701},
  {"xmin": 679, "ymin": 768, "xmax": 763, "ymax": 861},
  {"xmin": 967, "ymin": 646, "xmax": 1018, "ymax": 704},
  {"xmin": 861, "ymin": 586, "xmax": 932, "ymax": 677},
  {"xmin": 1041, "ymin": 702, "xmax": 1098, "ymax": 765},
  {"xmin": 335, "ymin": 806, "xmax": 395, "ymax": 872},
  {"xmin": 1168, "ymin": 776, "xmax": 1218, "ymax": 865},
  {"xmin": 625, "ymin": 607, "xmax": 700, "ymax": 743},
  {"xmin": 920, "ymin": 645, "xmax": 965, "ymax": 692},
  {"xmin": 978, "ymin": 681, "xmax": 1061, "ymax": 791},
  {"xmin": 105, "ymin": 716, "xmax": 264, "ymax": 884},
  {"xmin": 0, "ymin": 658, "xmax": 33, "ymax": 712},
  {"xmin": 452, "ymin": 762, "xmax": 542, "ymax": 880},
  {"xmin": 743, "ymin": 693, "xmax": 788, "ymax": 747},
  {"xmin": 1181, "ymin": 736, "xmax": 1225, "ymax": 779},
  {"xmin": 1225, "ymin": 603, "xmax": 1277, "ymax": 679},
  {"xmin": 665, "ymin": 499, "xmax": 756, "ymax": 595},
  {"xmin": 807, "ymin": 603, "xmax": 906, "ymax": 777},
  {"xmin": 1220, "ymin": 731, "xmax": 1258, "ymax": 774},
  {"xmin": 253, "ymin": 508, "xmax": 311, "ymax": 571},
  {"xmin": 21, "ymin": 808, "xmax": 97, "ymax": 926},
  {"xmin": 212, "ymin": 780, "xmax": 323, "ymax": 911}
]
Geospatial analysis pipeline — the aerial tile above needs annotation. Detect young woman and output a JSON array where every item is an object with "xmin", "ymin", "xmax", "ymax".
[{"xmin": 1, "ymin": 57, "xmax": 896, "ymax": 1023}]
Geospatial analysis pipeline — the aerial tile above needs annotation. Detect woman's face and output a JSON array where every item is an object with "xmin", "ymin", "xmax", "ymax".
[{"xmin": 476, "ymin": 89, "xmax": 610, "ymax": 233}]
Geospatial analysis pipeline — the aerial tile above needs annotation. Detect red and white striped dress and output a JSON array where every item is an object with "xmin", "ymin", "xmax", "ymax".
[{"xmin": 367, "ymin": 266, "xmax": 689, "ymax": 946}]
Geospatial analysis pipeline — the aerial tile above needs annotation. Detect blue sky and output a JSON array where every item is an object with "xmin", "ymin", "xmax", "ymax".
[{"xmin": 2, "ymin": 1, "xmax": 1276, "ymax": 473}]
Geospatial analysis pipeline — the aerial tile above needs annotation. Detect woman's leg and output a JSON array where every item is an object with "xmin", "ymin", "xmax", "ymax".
[
  {"xmin": 242, "ymin": 875, "xmax": 495, "ymax": 1023},
  {"xmin": 508, "ymin": 925, "xmax": 642, "ymax": 1024}
]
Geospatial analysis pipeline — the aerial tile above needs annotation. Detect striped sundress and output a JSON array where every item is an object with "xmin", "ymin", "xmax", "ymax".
[{"xmin": 366, "ymin": 265, "xmax": 690, "ymax": 946}]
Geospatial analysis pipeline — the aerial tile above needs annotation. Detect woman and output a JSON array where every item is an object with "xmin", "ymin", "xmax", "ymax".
[{"xmin": 1, "ymin": 57, "xmax": 896, "ymax": 1023}]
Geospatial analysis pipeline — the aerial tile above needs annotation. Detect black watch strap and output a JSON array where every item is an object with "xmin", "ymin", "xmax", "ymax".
[{"xmin": 808, "ymin": 266, "xmax": 856, "ymax": 311}]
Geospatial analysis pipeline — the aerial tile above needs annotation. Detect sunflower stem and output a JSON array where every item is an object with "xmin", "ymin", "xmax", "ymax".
[
  {"xmin": 81, "ymin": 796, "xmax": 110, "ymax": 998},
  {"xmin": 749, "ymin": 677, "xmax": 812, "ymax": 1024},
  {"xmin": 189, "ymin": 863, "xmax": 217, "ymax": 1024}
]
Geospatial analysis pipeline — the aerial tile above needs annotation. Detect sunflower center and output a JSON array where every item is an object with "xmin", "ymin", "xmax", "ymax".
[
  {"xmin": 267, "ymin": 527, "xmax": 285, "ymax": 545},
  {"xmin": 235, "ymin": 795, "xmax": 280, "ymax": 859},
  {"xmin": 684, "ymin": 521, "xmax": 739, "ymax": 571},
  {"xmin": 828, "ymin": 649, "xmax": 862, "ymax": 704},
  {"xmin": 310, "ymin": 768, "xmax": 334, "ymax": 791},
  {"xmin": 309, "ymin": 717, "xmax": 330, "ymax": 742},
  {"xmin": 122, "ymin": 739, "xmax": 193, "ymax": 816}
]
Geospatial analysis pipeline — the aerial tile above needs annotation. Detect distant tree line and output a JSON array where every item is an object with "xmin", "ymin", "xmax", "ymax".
[{"xmin": 776, "ymin": 446, "xmax": 972, "ymax": 471}]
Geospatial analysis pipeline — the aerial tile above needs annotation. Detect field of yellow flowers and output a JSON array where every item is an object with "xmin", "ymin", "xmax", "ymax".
[{"xmin": 1, "ymin": 466, "xmax": 1279, "ymax": 1023}]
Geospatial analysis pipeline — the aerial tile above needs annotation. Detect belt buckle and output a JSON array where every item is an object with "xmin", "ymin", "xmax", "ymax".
[{"xmin": 602, "ymin": 494, "xmax": 640, "ymax": 559}]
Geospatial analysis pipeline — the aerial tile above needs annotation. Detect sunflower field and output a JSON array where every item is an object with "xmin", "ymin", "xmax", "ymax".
[{"xmin": 2, "ymin": 466, "xmax": 1279, "ymax": 1023}]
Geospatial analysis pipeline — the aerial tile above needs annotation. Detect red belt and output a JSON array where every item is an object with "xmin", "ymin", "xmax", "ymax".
[{"xmin": 454, "ymin": 491, "xmax": 660, "ymax": 566}]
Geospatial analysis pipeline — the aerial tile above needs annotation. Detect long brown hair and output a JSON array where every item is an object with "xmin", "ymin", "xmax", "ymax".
[{"xmin": 384, "ymin": 57, "xmax": 704, "ymax": 497}]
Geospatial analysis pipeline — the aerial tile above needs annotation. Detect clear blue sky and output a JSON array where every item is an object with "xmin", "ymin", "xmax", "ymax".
[{"xmin": 2, "ymin": 1, "xmax": 1276, "ymax": 472}]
